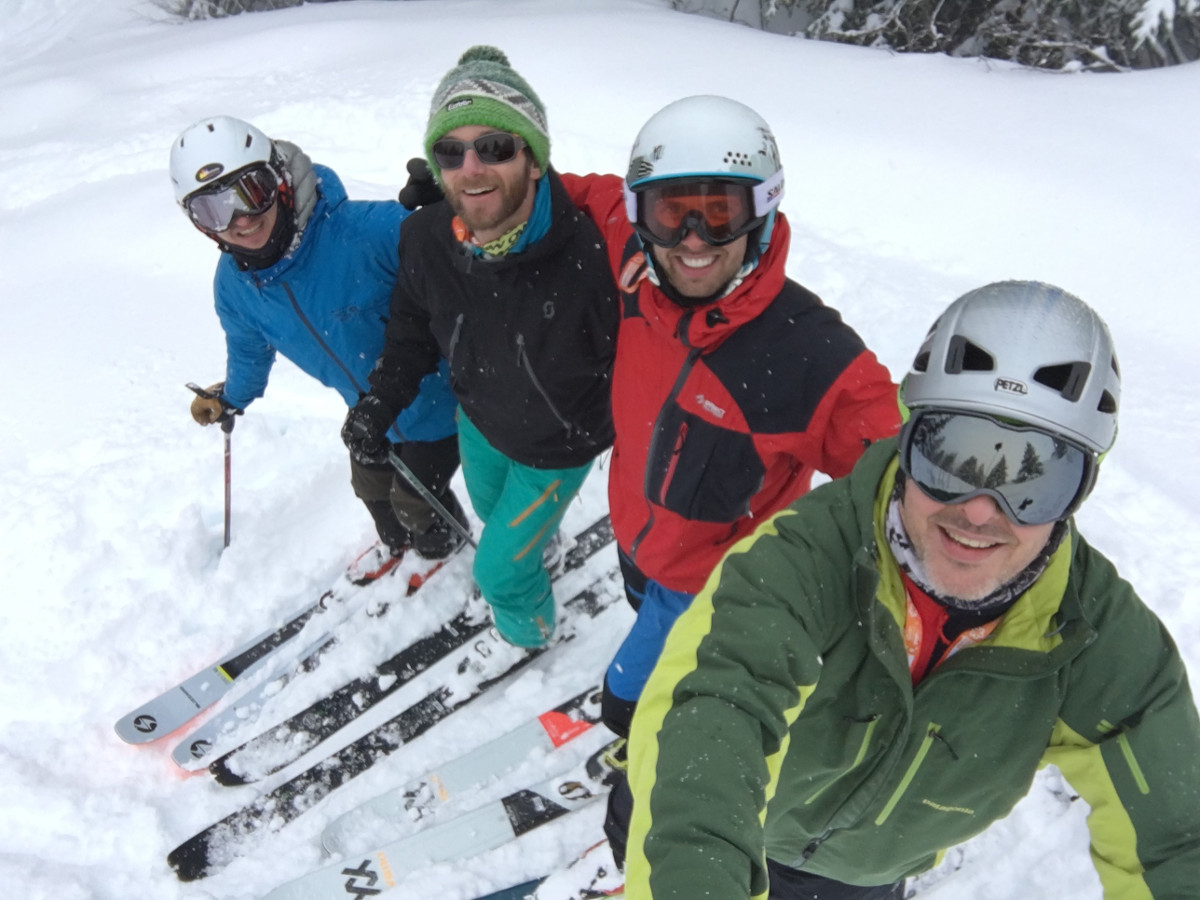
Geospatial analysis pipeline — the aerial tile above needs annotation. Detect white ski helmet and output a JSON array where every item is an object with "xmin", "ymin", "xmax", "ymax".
[
  {"xmin": 901, "ymin": 281, "xmax": 1120, "ymax": 455},
  {"xmin": 169, "ymin": 115, "xmax": 277, "ymax": 207},
  {"xmin": 623, "ymin": 95, "xmax": 785, "ymax": 248}
]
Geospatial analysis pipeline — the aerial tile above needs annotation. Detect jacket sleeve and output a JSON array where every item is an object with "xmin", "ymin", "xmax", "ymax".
[
  {"xmin": 213, "ymin": 269, "xmax": 275, "ymax": 410},
  {"xmin": 805, "ymin": 349, "xmax": 901, "ymax": 480},
  {"xmin": 625, "ymin": 512, "xmax": 834, "ymax": 900},
  {"xmin": 366, "ymin": 234, "xmax": 443, "ymax": 417},
  {"xmin": 1042, "ymin": 541, "xmax": 1200, "ymax": 898},
  {"xmin": 557, "ymin": 172, "xmax": 629, "ymax": 275}
]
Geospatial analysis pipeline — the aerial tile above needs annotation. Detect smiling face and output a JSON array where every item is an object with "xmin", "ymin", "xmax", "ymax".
[
  {"xmin": 649, "ymin": 230, "xmax": 747, "ymax": 300},
  {"xmin": 899, "ymin": 477, "xmax": 1054, "ymax": 602},
  {"xmin": 216, "ymin": 199, "xmax": 278, "ymax": 251},
  {"xmin": 439, "ymin": 124, "xmax": 540, "ymax": 244}
]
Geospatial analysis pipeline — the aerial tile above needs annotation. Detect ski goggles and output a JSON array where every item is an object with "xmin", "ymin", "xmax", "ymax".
[
  {"xmin": 898, "ymin": 409, "xmax": 1096, "ymax": 526},
  {"xmin": 185, "ymin": 165, "xmax": 279, "ymax": 233},
  {"xmin": 629, "ymin": 178, "xmax": 760, "ymax": 248},
  {"xmin": 431, "ymin": 132, "xmax": 526, "ymax": 170}
]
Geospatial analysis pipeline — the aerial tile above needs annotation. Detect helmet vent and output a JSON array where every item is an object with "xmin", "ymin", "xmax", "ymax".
[
  {"xmin": 1098, "ymin": 390, "xmax": 1118, "ymax": 414},
  {"xmin": 945, "ymin": 336, "xmax": 994, "ymax": 374},
  {"xmin": 912, "ymin": 351, "xmax": 930, "ymax": 373},
  {"xmin": 1033, "ymin": 362, "xmax": 1091, "ymax": 402},
  {"xmin": 627, "ymin": 156, "xmax": 655, "ymax": 183},
  {"xmin": 723, "ymin": 151, "xmax": 752, "ymax": 169}
]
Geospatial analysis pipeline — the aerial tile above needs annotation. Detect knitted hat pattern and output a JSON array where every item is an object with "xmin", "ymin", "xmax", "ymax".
[{"xmin": 424, "ymin": 46, "xmax": 550, "ymax": 181}]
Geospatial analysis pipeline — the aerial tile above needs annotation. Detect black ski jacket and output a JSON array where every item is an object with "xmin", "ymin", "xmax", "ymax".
[{"xmin": 368, "ymin": 170, "xmax": 618, "ymax": 469}]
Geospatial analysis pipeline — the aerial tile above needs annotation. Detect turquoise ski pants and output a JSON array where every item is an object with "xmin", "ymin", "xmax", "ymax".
[{"xmin": 457, "ymin": 412, "xmax": 592, "ymax": 646}]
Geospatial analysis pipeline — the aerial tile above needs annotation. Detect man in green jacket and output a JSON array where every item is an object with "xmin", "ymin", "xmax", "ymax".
[{"xmin": 623, "ymin": 281, "xmax": 1200, "ymax": 898}]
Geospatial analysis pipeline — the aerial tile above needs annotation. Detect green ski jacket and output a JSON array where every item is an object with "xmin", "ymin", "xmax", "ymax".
[{"xmin": 626, "ymin": 439, "xmax": 1200, "ymax": 899}]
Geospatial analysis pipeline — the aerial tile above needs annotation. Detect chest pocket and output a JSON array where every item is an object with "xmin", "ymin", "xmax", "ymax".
[{"xmin": 646, "ymin": 401, "xmax": 764, "ymax": 524}]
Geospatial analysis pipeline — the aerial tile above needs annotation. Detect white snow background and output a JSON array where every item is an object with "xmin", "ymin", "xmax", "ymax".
[{"xmin": 1, "ymin": 0, "xmax": 1198, "ymax": 897}]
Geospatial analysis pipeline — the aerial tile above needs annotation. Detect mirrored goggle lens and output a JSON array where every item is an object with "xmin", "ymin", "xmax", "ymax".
[
  {"xmin": 431, "ymin": 132, "xmax": 522, "ymax": 170},
  {"xmin": 901, "ymin": 411, "xmax": 1092, "ymax": 526},
  {"xmin": 636, "ymin": 180, "xmax": 756, "ymax": 247},
  {"xmin": 186, "ymin": 167, "xmax": 278, "ymax": 232}
]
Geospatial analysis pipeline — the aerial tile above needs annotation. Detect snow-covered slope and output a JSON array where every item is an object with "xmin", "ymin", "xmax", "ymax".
[{"xmin": 1, "ymin": 1, "xmax": 1197, "ymax": 897}]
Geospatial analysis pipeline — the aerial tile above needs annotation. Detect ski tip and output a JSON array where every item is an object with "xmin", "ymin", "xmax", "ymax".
[{"xmin": 166, "ymin": 841, "xmax": 211, "ymax": 883}]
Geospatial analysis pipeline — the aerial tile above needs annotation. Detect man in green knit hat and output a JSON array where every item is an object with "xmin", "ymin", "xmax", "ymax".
[{"xmin": 343, "ymin": 46, "xmax": 619, "ymax": 648}]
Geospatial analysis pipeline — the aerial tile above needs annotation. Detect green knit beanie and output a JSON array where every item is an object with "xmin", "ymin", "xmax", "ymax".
[{"xmin": 424, "ymin": 46, "xmax": 550, "ymax": 181}]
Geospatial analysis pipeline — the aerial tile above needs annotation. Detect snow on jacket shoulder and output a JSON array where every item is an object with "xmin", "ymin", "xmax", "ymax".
[
  {"xmin": 560, "ymin": 171, "xmax": 901, "ymax": 593},
  {"xmin": 626, "ymin": 439, "xmax": 1200, "ymax": 899},
  {"xmin": 212, "ymin": 164, "xmax": 456, "ymax": 443}
]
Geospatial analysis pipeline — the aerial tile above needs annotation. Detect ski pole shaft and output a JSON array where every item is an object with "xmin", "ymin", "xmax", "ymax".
[
  {"xmin": 222, "ymin": 420, "xmax": 233, "ymax": 548},
  {"xmin": 187, "ymin": 382, "xmax": 235, "ymax": 549},
  {"xmin": 387, "ymin": 449, "xmax": 477, "ymax": 549}
]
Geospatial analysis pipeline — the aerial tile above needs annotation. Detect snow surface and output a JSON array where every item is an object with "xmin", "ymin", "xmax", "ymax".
[{"xmin": 1, "ymin": 1, "xmax": 1198, "ymax": 897}]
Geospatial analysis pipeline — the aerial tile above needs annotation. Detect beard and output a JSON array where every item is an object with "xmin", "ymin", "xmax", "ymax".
[{"xmin": 444, "ymin": 156, "xmax": 536, "ymax": 235}]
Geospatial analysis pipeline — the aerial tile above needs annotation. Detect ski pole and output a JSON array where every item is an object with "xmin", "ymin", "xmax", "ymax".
[
  {"xmin": 387, "ymin": 449, "xmax": 477, "ymax": 549},
  {"xmin": 221, "ymin": 416, "xmax": 233, "ymax": 548},
  {"xmin": 187, "ymin": 382, "xmax": 235, "ymax": 549}
]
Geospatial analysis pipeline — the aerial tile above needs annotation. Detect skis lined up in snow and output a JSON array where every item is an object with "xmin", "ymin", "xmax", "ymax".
[
  {"xmin": 169, "ymin": 552, "xmax": 452, "ymax": 770},
  {"xmin": 113, "ymin": 544, "xmax": 406, "ymax": 745},
  {"xmin": 261, "ymin": 737, "xmax": 625, "ymax": 900},
  {"xmin": 321, "ymin": 683, "xmax": 606, "ymax": 856},
  {"xmin": 167, "ymin": 520, "xmax": 618, "ymax": 883},
  {"xmin": 205, "ymin": 515, "xmax": 614, "ymax": 785}
]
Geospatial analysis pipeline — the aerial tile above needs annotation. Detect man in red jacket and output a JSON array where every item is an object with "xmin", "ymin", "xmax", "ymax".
[{"xmin": 561, "ymin": 95, "xmax": 901, "ymax": 736}]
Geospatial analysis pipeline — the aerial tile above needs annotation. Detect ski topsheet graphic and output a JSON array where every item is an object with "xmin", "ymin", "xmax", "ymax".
[
  {"xmin": 113, "ymin": 543, "xmax": 405, "ymax": 745},
  {"xmin": 321, "ymin": 683, "xmax": 605, "ymax": 857},
  {"xmin": 261, "ymin": 736, "xmax": 623, "ymax": 900},
  {"xmin": 200, "ymin": 516, "xmax": 614, "ymax": 784},
  {"xmin": 166, "ymin": 517, "xmax": 618, "ymax": 882},
  {"xmin": 169, "ymin": 550, "xmax": 457, "ymax": 772}
]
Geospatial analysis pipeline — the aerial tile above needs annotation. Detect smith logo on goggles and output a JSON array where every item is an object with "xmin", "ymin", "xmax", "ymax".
[
  {"xmin": 899, "ymin": 409, "xmax": 1096, "ymax": 526},
  {"xmin": 185, "ymin": 164, "xmax": 279, "ymax": 233}
]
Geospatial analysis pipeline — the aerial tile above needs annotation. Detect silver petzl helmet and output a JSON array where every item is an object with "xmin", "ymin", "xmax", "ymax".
[
  {"xmin": 169, "ymin": 115, "xmax": 276, "ymax": 207},
  {"xmin": 901, "ymin": 281, "xmax": 1120, "ymax": 454},
  {"xmin": 623, "ymin": 94, "xmax": 785, "ymax": 227}
]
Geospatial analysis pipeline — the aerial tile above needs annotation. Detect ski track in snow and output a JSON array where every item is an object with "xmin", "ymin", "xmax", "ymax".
[{"xmin": 1, "ymin": 1, "xmax": 1197, "ymax": 898}]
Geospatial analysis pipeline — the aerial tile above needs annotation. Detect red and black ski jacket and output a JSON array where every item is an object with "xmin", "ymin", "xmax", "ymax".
[{"xmin": 561, "ymin": 173, "xmax": 901, "ymax": 593}]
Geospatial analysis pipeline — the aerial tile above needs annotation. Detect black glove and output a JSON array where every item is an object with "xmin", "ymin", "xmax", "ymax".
[
  {"xmin": 342, "ymin": 394, "xmax": 395, "ymax": 465},
  {"xmin": 397, "ymin": 157, "xmax": 443, "ymax": 210}
]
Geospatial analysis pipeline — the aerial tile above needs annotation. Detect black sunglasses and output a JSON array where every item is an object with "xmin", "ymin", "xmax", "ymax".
[{"xmin": 431, "ymin": 132, "xmax": 525, "ymax": 170}]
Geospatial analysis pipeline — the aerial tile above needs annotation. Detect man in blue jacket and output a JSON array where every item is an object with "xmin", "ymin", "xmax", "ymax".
[{"xmin": 170, "ymin": 115, "xmax": 464, "ymax": 560}]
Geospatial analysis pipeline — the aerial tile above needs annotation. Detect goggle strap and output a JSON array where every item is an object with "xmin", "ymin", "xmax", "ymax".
[{"xmin": 752, "ymin": 168, "xmax": 785, "ymax": 217}]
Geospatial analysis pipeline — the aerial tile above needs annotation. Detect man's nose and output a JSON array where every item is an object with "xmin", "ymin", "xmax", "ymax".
[{"xmin": 959, "ymin": 493, "xmax": 1004, "ymax": 526}]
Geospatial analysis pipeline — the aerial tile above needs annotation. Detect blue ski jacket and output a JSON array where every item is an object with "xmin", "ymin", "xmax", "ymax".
[{"xmin": 212, "ymin": 164, "xmax": 457, "ymax": 444}]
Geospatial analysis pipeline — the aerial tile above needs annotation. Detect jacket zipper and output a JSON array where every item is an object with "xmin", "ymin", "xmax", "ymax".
[
  {"xmin": 447, "ymin": 313, "xmax": 464, "ymax": 371},
  {"xmin": 283, "ymin": 282, "xmax": 367, "ymax": 396},
  {"xmin": 515, "ymin": 333, "xmax": 577, "ymax": 440},
  {"xmin": 875, "ymin": 722, "xmax": 943, "ymax": 826}
]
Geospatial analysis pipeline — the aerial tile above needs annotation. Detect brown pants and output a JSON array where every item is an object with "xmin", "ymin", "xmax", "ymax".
[{"xmin": 349, "ymin": 434, "xmax": 461, "ymax": 535}]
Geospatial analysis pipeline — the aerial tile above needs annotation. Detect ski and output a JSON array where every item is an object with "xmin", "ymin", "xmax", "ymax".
[
  {"xmin": 261, "ymin": 738, "xmax": 624, "ymax": 900},
  {"xmin": 321, "ymin": 683, "xmax": 605, "ymax": 856},
  {"xmin": 169, "ymin": 550, "xmax": 455, "ymax": 770},
  {"xmin": 113, "ymin": 543, "xmax": 405, "ymax": 745},
  {"xmin": 474, "ymin": 839, "xmax": 624, "ymax": 900},
  {"xmin": 204, "ymin": 515, "xmax": 613, "ymax": 784},
  {"xmin": 167, "ymin": 566, "xmax": 623, "ymax": 882}
]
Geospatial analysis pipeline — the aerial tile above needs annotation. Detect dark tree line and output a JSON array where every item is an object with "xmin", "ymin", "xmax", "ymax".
[{"xmin": 157, "ymin": 0, "xmax": 1200, "ymax": 70}]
